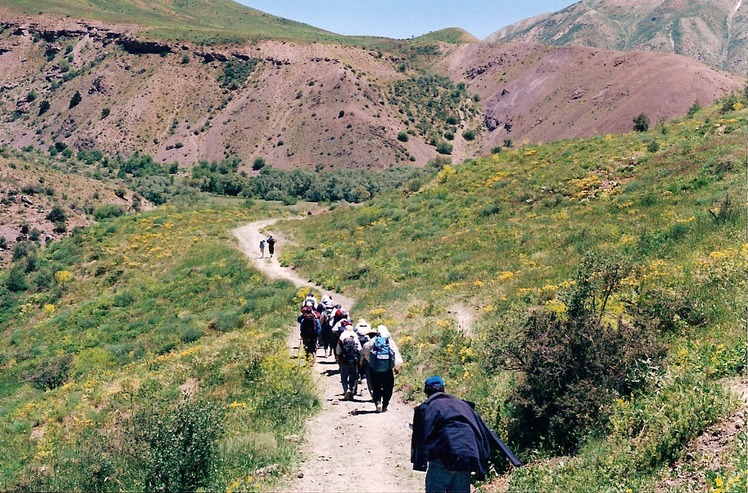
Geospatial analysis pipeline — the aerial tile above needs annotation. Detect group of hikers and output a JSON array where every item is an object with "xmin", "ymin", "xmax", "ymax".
[
  {"xmin": 295, "ymin": 291, "xmax": 521, "ymax": 492},
  {"xmin": 258, "ymin": 235, "xmax": 275, "ymax": 258},
  {"xmin": 297, "ymin": 292, "xmax": 402, "ymax": 413}
]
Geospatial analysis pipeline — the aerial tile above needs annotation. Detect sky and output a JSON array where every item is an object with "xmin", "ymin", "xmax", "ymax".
[{"xmin": 234, "ymin": 1, "xmax": 577, "ymax": 40}]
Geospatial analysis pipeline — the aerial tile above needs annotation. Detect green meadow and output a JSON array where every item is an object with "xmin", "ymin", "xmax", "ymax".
[
  {"xmin": 0, "ymin": 202, "xmax": 317, "ymax": 491},
  {"xmin": 2, "ymin": 0, "xmax": 469, "ymax": 48}
]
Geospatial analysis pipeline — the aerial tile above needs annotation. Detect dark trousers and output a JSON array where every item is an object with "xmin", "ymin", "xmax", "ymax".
[
  {"xmin": 369, "ymin": 369, "xmax": 394, "ymax": 405},
  {"xmin": 339, "ymin": 361, "xmax": 359, "ymax": 395}
]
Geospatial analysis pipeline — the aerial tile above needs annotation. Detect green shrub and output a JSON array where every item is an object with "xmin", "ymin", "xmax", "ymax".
[
  {"xmin": 93, "ymin": 204, "xmax": 125, "ymax": 220},
  {"xmin": 46, "ymin": 206, "xmax": 67, "ymax": 224},
  {"xmin": 252, "ymin": 157, "xmax": 266, "ymax": 170},
  {"xmin": 136, "ymin": 399, "xmax": 224, "ymax": 492},
  {"xmin": 69, "ymin": 90, "xmax": 82, "ymax": 109},
  {"xmin": 633, "ymin": 113, "xmax": 649, "ymax": 132},
  {"xmin": 25, "ymin": 354, "xmax": 73, "ymax": 390},
  {"xmin": 462, "ymin": 129, "xmax": 476, "ymax": 140},
  {"xmin": 498, "ymin": 254, "xmax": 665, "ymax": 453},
  {"xmin": 436, "ymin": 141, "xmax": 453, "ymax": 155},
  {"xmin": 38, "ymin": 100, "xmax": 50, "ymax": 115},
  {"xmin": 397, "ymin": 131, "xmax": 409, "ymax": 142}
]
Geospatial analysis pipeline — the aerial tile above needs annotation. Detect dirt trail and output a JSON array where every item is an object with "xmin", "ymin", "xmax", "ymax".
[{"xmin": 233, "ymin": 220, "xmax": 423, "ymax": 493}]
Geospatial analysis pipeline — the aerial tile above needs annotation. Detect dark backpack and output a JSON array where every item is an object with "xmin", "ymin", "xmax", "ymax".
[
  {"xmin": 300, "ymin": 315, "xmax": 318, "ymax": 339},
  {"xmin": 369, "ymin": 336, "xmax": 395, "ymax": 372},
  {"xmin": 340, "ymin": 335, "xmax": 360, "ymax": 364}
]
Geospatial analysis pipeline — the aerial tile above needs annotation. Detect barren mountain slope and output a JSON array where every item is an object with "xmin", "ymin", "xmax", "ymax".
[
  {"xmin": 436, "ymin": 42, "xmax": 743, "ymax": 148},
  {"xmin": 0, "ymin": 15, "xmax": 742, "ymax": 169},
  {"xmin": 487, "ymin": 0, "xmax": 747, "ymax": 74}
]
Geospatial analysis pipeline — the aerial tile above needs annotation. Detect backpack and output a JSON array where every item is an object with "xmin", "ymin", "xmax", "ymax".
[
  {"xmin": 369, "ymin": 336, "xmax": 395, "ymax": 372},
  {"xmin": 300, "ymin": 314, "xmax": 318, "ymax": 339},
  {"xmin": 340, "ymin": 335, "xmax": 360, "ymax": 364}
]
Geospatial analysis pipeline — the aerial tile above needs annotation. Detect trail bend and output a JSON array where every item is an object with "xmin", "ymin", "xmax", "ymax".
[{"xmin": 233, "ymin": 219, "xmax": 422, "ymax": 493}]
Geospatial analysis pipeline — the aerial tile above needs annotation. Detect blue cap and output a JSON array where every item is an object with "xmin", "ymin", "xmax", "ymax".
[{"xmin": 424, "ymin": 376, "xmax": 444, "ymax": 388}]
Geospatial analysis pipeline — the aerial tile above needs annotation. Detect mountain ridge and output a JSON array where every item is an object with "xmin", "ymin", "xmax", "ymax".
[
  {"xmin": 0, "ymin": 15, "xmax": 741, "ymax": 171},
  {"xmin": 487, "ymin": 0, "xmax": 748, "ymax": 74}
]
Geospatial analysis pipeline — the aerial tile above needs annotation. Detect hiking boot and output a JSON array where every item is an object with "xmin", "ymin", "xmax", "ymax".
[
  {"xmin": 381, "ymin": 403, "xmax": 388, "ymax": 412},
  {"xmin": 344, "ymin": 390, "xmax": 352, "ymax": 401},
  {"xmin": 375, "ymin": 403, "xmax": 382, "ymax": 413}
]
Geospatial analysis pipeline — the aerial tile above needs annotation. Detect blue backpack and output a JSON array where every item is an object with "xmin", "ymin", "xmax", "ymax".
[{"xmin": 369, "ymin": 336, "xmax": 395, "ymax": 372}]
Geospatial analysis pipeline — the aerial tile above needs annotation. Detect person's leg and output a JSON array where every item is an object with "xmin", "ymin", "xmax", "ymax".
[
  {"xmin": 347, "ymin": 362, "xmax": 358, "ymax": 397},
  {"xmin": 369, "ymin": 371, "xmax": 384, "ymax": 410},
  {"xmin": 380, "ymin": 370, "xmax": 395, "ymax": 411},
  {"xmin": 425, "ymin": 460, "xmax": 455, "ymax": 493},
  {"xmin": 339, "ymin": 363, "xmax": 350, "ymax": 396},
  {"xmin": 450, "ymin": 471, "xmax": 472, "ymax": 493}
]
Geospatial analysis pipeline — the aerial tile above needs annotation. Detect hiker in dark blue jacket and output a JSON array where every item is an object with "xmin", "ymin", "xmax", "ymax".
[{"xmin": 411, "ymin": 376, "xmax": 521, "ymax": 493}]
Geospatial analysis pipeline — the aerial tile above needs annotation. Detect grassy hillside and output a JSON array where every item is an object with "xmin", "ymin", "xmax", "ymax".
[
  {"xmin": 0, "ymin": 201, "xmax": 318, "ymax": 491},
  {"xmin": 278, "ymin": 101, "xmax": 748, "ymax": 490},
  {"xmin": 1, "ymin": 0, "xmax": 476, "ymax": 47},
  {"xmin": 3, "ymin": 0, "xmax": 343, "ymax": 45}
]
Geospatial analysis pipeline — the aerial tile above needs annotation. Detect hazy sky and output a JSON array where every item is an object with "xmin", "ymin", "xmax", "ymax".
[{"xmin": 235, "ymin": 1, "xmax": 576, "ymax": 40}]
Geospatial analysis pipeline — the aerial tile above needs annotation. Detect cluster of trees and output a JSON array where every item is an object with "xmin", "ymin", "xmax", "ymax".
[{"xmin": 191, "ymin": 159, "xmax": 433, "ymax": 204}]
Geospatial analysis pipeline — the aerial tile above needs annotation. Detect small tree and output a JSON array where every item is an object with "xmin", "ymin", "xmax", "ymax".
[
  {"xmin": 252, "ymin": 157, "xmax": 266, "ymax": 171},
  {"xmin": 69, "ymin": 90, "xmax": 82, "ymax": 109},
  {"xmin": 633, "ymin": 113, "xmax": 649, "ymax": 132},
  {"xmin": 38, "ymin": 100, "xmax": 50, "ymax": 115}
]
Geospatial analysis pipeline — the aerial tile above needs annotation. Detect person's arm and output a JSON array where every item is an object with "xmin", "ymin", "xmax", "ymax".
[{"xmin": 389, "ymin": 339, "xmax": 404, "ymax": 369}]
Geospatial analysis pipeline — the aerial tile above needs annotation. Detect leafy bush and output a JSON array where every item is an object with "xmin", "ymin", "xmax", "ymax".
[
  {"xmin": 397, "ymin": 131, "xmax": 409, "ymax": 142},
  {"xmin": 136, "ymin": 399, "xmax": 224, "ymax": 492},
  {"xmin": 499, "ymin": 254, "xmax": 665, "ymax": 453},
  {"xmin": 93, "ymin": 204, "xmax": 125, "ymax": 220},
  {"xmin": 436, "ymin": 141, "xmax": 453, "ymax": 155},
  {"xmin": 217, "ymin": 58, "xmax": 259, "ymax": 89},
  {"xmin": 252, "ymin": 157, "xmax": 266, "ymax": 170},
  {"xmin": 46, "ymin": 206, "xmax": 67, "ymax": 224},
  {"xmin": 25, "ymin": 354, "xmax": 73, "ymax": 390},
  {"xmin": 633, "ymin": 113, "xmax": 649, "ymax": 132}
]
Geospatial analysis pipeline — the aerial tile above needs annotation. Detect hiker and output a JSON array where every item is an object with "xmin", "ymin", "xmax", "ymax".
[
  {"xmin": 362, "ymin": 325, "xmax": 402, "ymax": 412},
  {"xmin": 335, "ymin": 319, "xmax": 361, "ymax": 400},
  {"xmin": 411, "ymin": 376, "xmax": 521, "ymax": 493},
  {"xmin": 329, "ymin": 308, "xmax": 348, "ymax": 354},
  {"xmin": 318, "ymin": 296, "xmax": 335, "ymax": 357},
  {"xmin": 304, "ymin": 292, "xmax": 318, "ymax": 309},
  {"xmin": 297, "ymin": 306, "xmax": 321, "ymax": 359},
  {"xmin": 259, "ymin": 239, "xmax": 265, "ymax": 258},
  {"xmin": 356, "ymin": 320, "xmax": 378, "ymax": 398},
  {"xmin": 266, "ymin": 235, "xmax": 276, "ymax": 258}
]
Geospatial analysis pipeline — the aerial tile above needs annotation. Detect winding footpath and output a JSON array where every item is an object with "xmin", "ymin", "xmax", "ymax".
[{"xmin": 233, "ymin": 219, "xmax": 422, "ymax": 493}]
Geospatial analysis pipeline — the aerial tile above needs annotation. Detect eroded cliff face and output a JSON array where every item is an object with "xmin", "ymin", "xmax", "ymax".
[{"xmin": 0, "ymin": 15, "xmax": 742, "ymax": 172}]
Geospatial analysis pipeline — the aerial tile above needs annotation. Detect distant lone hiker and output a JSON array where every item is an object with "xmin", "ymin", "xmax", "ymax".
[
  {"xmin": 259, "ymin": 239, "xmax": 266, "ymax": 258},
  {"xmin": 411, "ymin": 376, "xmax": 521, "ymax": 493},
  {"xmin": 266, "ymin": 236, "xmax": 276, "ymax": 258}
]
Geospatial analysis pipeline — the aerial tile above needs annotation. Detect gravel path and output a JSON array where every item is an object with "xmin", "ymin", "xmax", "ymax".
[{"xmin": 233, "ymin": 219, "xmax": 423, "ymax": 493}]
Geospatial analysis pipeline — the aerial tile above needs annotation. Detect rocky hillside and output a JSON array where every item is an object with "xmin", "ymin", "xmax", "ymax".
[
  {"xmin": 487, "ymin": 0, "xmax": 748, "ymax": 74},
  {"xmin": 0, "ymin": 12, "xmax": 743, "ymax": 171},
  {"xmin": 0, "ymin": 147, "xmax": 149, "ymax": 264}
]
